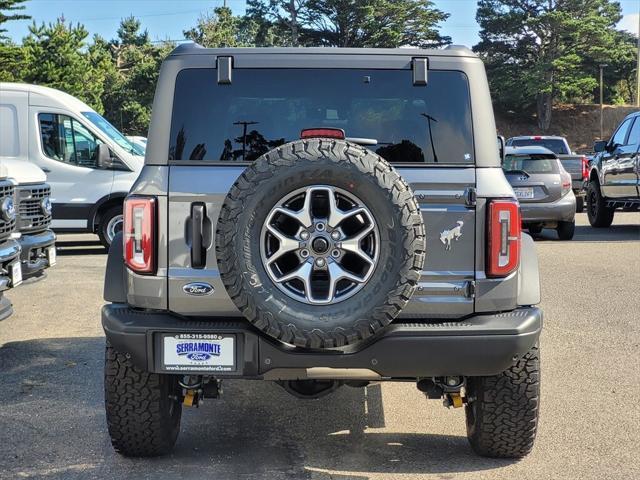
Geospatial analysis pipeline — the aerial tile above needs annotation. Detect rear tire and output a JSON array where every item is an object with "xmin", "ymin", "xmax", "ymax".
[
  {"xmin": 104, "ymin": 343, "xmax": 182, "ymax": 457},
  {"xmin": 465, "ymin": 344, "xmax": 540, "ymax": 458},
  {"xmin": 575, "ymin": 195, "xmax": 584, "ymax": 213},
  {"xmin": 556, "ymin": 221, "xmax": 575, "ymax": 240},
  {"xmin": 586, "ymin": 181, "xmax": 614, "ymax": 227},
  {"xmin": 98, "ymin": 206, "xmax": 124, "ymax": 250}
]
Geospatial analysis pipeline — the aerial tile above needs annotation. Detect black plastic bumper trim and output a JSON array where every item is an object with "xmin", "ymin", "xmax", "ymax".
[
  {"xmin": 102, "ymin": 305, "xmax": 542, "ymax": 378},
  {"xmin": 18, "ymin": 229, "xmax": 55, "ymax": 277}
]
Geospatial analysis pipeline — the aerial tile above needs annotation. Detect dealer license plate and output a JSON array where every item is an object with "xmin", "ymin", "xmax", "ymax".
[
  {"xmin": 47, "ymin": 247, "xmax": 57, "ymax": 266},
  {"xmin": 162, "ymin": 334, "xmax": 235, "ymax": 372},
  {"xmin": 11, "ymin": 261, "xmax": 22, "ymax": 287},
  {"xmin": 514, "ymin": 187, "xmax": 534, "ymax": 199}
]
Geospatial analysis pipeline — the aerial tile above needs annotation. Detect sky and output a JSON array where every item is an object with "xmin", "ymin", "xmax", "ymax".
[{"xmin": 3, "ymin": 0, "xmax": 640, "ymax": 47}]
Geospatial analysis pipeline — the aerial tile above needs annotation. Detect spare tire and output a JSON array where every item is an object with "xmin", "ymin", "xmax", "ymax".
[{"xmin": 216, "ymin": 139, "xmax": 426, "ymax": 349}]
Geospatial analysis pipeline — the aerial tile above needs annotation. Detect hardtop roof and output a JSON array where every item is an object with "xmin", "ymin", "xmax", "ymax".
[{"xmin": 168, "ymin": 43, "xmax": 477, "ymax": 58}]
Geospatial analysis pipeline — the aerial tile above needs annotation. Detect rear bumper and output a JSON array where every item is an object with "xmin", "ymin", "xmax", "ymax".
[
  {"xmin": 18, "ymin": 229, "xmax": 56, "ymax": 278},
  {"xmin": 102, "ymin": 304, "xmax": 543, "ymax": 379},
  {"xmin": 520, "ymin": 192, "xmax": 576, "ymax": 224},
  {"xmin": 0, "ymin": 239, "xmax": 21, "ymax": 292}
]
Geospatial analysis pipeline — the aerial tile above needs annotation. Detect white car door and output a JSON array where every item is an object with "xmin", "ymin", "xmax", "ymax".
[{"xmin": 30, "ymin": 109, "xmax": 114, "ymax": 230}]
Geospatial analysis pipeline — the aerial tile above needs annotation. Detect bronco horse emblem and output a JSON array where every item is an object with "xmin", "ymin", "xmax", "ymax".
[{"xmin": 440, "ymin": 221, "xmax": 464, "ymax": 251}]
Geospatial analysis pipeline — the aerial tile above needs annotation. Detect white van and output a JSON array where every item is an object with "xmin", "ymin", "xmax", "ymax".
[{"xmin": 0, "ymin": 83, "xmax": 144, "ymax": 248}]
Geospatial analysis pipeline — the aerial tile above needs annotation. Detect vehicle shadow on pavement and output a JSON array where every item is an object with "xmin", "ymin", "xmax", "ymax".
[
  {"xmin": 55, "ymin": 238, "xmax": 107, "ymax": 256},
  {"xmin": 532, "ymin": 224, "xmax": 640, "ymax": 243},
  {"xmin": 0, "ymin": 337, "xmax": 516, "ymax": 479}
]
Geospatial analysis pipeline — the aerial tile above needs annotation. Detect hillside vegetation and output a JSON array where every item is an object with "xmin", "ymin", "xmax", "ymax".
[{"xmin": 496, "ymin": 104, "xmax": 639, "ymax": 153}]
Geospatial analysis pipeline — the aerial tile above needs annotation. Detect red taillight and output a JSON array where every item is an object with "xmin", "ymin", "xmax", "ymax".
[
  {"xmin": 300, "ymin": 128, "xmax": 345, "ymax": 140},
  {"xmin": 581, "ymin": 156, "xmax": 589, "ymax": 181},
  {"xmin": 533, "ymin": 136, "xmax": 542, "ymax": 140},
  {"xmin": 487, "ymin": 199, "xmax": 521, "ymax": 277},
  {"xmin": 561, "ymin": 173, "xmax": 572, "ymax": 196},
  {"xmin": 124, "ymin": 197, "xmax": 156, "ymax": 274}
]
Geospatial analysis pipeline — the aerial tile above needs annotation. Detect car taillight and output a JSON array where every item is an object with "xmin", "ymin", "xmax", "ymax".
[
  {"xmin": 581, "ymin": 156, "xmax": 589, "ymax": 181},
  {"xmin": 561, "ymin": 171, "xmax": 572, "ymax": 196},
  {"xmin": 487, "ymin": 199, "xmax": 521, "ymax": 278},
  {"xmin": 300, "ymin": 128, "xmax": 345, "ymax": 140},
  {"xmin": 124, "ymin": 197, "xmax": 156, "ymax": 274}
]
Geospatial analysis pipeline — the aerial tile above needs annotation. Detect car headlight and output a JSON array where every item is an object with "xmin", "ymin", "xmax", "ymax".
[
  {"xmin": 0, "ymin": 197, "xmax": 16, "ymax": 222},
  {"xmin": 40, "ymin": 197, "xmax": 52, "ymax": 216}
]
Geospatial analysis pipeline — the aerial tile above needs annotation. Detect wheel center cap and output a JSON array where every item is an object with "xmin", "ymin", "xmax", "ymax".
[{"xmin": 311, "ymin": 237, "xmax": 329, "ymax": 254}]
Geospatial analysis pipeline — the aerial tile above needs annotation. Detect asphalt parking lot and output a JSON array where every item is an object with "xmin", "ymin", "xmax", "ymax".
[{"xmin": 0, "ymin": 212, "xmax": 639, "ymax": 480}]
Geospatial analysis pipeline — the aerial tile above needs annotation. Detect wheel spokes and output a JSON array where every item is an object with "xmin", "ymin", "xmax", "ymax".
[
  {"xmin": 276, "ymin": 260, "xmax": 313, "ymax": 298},
  {"xmin": 262, "ymin": 185, "xmax": 379, "ymax": 305},
  {"xmin": 339, "ymin": 223, "xmax": 375, "ymax": 265},
  {"xmin": 327, "ymin": 261, "xmax": 367, "ymax": 300},
  {"xmin": 272, "ymin": 188, "xmax": 314, "ymax": 228},
  {"xmin": 265, "ymin": 224, "xmax": 300, "ymax": 265}
]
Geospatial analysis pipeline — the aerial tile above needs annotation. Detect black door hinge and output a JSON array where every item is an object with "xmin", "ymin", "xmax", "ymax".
[
  {"xmin": 464, "ymin": 187, "xmax": 477, "ymax": 207},
  {"xmin": 464, "ymin": 280, "xmax": 476, "ymax": 298}
]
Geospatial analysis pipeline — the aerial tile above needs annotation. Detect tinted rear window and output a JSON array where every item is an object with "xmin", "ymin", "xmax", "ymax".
[
  {"xmin": 503, "ymin": 154, "xmax": 559, "ymax": 174},
  {"xmin": 169, "ymin": 68, "xmax": 474, "ymax": 164},
  {"xmin": 510, "ymin": 138, "xmax": 568, "ymax": 155}
]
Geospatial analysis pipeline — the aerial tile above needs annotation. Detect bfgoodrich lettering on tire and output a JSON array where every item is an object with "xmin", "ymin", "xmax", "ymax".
[{"xmin": 215, "ymin": 138, "xmax": 426, "ymax": 349}]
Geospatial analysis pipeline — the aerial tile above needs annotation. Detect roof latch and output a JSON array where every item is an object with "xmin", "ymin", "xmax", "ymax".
[
  {"xmin": 217, "ymin": 56, "xmax": 233, "ymax": 85},
  {"xmin": 412, "ymin": 57, "xmax": 428, "ymax": 86}
]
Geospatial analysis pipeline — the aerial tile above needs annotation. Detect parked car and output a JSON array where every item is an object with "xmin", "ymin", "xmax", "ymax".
[
  {"xmin": 503, "ymin": 146, "xmax": 576, "ymax": 240},
  {"xmin": 506, "ymin": 135, "xmax": 588, "ymax": 212},
  {"xmin": 126, "ymin": 136, "xmax": 147, "ymax": 154},
  {"xmin": 587, "ymin": 111, "xmax": 640, "ymax": 227},
  {"xmin": 0, "ymin": 163, "xmax": 21, "ymax": 321},
  {"xmin": 0, "ymin": 83, "xmax": 145, "ymax": 248},
  {"xmin": 1, "ymin": 159, "xmax": 56, "ymax": 280},
  {"xmin": 102, "ymin": 45, "xmax": 543, "ymax": 459}
]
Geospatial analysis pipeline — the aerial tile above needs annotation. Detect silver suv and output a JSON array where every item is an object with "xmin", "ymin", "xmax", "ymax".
[{"xmin": 102, "ymin": 45, "xmax": 543, "ymax": 459}]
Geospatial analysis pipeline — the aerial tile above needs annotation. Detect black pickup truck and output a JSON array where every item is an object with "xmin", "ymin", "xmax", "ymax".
[{"xmin": 586, "ymin": 111, "xmax": 640, "ymax": 226}]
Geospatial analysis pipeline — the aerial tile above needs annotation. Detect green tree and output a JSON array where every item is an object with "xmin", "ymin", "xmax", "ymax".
[
  {"xmin": 248, "ymin": 0, "xmax": 450, "ymax": 48},
  {"xmin": 101, "ymin": 18, "xmax": 173, "ymax": 135},
  {"xmin": 0, "ymin": 0, "xmax": 29, "ymax": 40},
  {"xmin": 115, "ymin": 15, "xmax": 149, "ymax": 47},
  {"xmin": 584, "ymin": 30, "xmax": 638, "ymax": 105},
  {"xmin": 474, "ymin": 0, "xmax": 625, "ymax": 130},
  {"xmin": 304, "ymin": 0, "xmax": 450, "ymax": 47},
  {"xmin": 246, "ymin": 1, "xmax": 309, "ymax": 46},
  {"xmin": 184, "ymin": 6, "xmax": 257, "ymax": 47},
  {"xmin": 0, "ymin": 41, "xmax": 25, "ymax": 81},
  {"xmin": 22, "ymin": 19, "xmax": 107, "ymax": 111}
]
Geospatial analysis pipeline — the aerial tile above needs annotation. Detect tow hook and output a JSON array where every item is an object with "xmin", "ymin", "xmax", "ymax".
[
  {"xmin": 443, "ymin": 392, "xmax": 465, "ymax": 408},
  {"xmin": 417, "ymin": 376, "xmax": 468, "ymax": 409},
  {"xmin": 183, "ymin": 389, "xmax": 199, "ymax": 407},
  {"xmin": 179, "ymin": 376, "xmax": 221, "ymax": 407}
]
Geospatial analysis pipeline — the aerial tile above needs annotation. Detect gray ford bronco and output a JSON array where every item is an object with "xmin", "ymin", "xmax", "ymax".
[{"xmin": 102, "ymin": 44, "xmax": 543, "ymax": 459}]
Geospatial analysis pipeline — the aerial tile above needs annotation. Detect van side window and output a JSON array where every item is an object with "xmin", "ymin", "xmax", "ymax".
[{"xmin": 39, "ymin": 113, "xmax": 102, "ymax": 167}]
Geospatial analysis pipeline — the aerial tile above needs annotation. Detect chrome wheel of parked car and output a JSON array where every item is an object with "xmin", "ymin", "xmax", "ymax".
[
  {"xmin": 107, "ymin": 214, "xmax": 123, "ymax": 243},
  {"xmin": 98, "ymin": 206, "xmax": 124, "ymax": 249},
  {"xmin": 260, "ymin": 185, "xmax": 379, "ymax": 305}
]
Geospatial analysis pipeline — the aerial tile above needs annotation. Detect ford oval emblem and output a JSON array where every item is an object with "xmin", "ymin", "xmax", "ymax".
[{"xmin": 183, "ymin": 282, "xmax": 214, "ymax": 296}]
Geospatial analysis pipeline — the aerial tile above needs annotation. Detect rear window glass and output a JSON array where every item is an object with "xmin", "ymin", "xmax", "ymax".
[
  {"xmin": 510, "ymin": 138, "xmax": 568, "ymax": 155},
  {"xmin": 503, "ymin": 154, "xmax": 559, "ymax": 174},
  {"xmin": 169, "ymin": 68, "xmax": 474, "ymax": 164}
]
